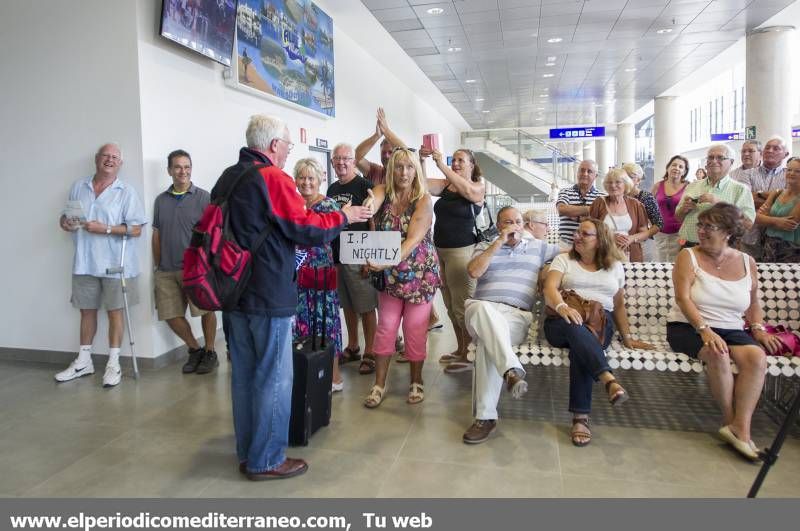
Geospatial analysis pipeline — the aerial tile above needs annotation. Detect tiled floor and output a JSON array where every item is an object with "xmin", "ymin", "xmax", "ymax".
[{"xmin": 2, "ymin": 309, "xmax": 799, "ymax": 498}]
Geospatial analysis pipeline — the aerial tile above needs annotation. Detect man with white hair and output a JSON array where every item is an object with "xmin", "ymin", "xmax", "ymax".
[
  {"xmin": 212, "ymin": 115, "xmax": 372, "ymax": 481},
  {"xmin": 522, "ymin": 209, "xmax": 550, "ymax": 241},
  {"xmin": 56, "ymin": 143, "xmax": 146, "ymax": 388},
  {"xmin": 556, "ymin": 159, "xmax": 603, "ymax": 245},
  {"xmin": 734, "ymin": 136, "xmax": 788, "ymax": 259},
  {"xmin": 675, "ymin": 144, "xmax": 755, "ymax": 248}
]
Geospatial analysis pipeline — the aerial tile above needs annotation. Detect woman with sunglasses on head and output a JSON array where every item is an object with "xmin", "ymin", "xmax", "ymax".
[
  {"xmin": 667, "ymin": 203, "xmax": 780, "ymax": 461},
  {"xmin": 542, "ymin": 219, "xmax": 653, "ymax": 447},
  {"xmin": 418, "ymin": 147, "xmax": 486, "ymax": 374},
  {"xmin": 362, "ymin": 148, "xmax": 441, "ymax": 408},
  {"xmin": 651, "ymin": 155, "xmax": 690, "ymax": 262},
  {"xmin": 622, "ymin": 162, "xmax": 663, "ymax": 261},
  {"xmin": 757, "ymin": 157, "xmax": 800, "ymax": 263}
]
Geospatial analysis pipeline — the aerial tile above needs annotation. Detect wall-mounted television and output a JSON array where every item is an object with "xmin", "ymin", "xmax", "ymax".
[{"xmin": 159, "ymin": 0, "xmax": 238, "ymax": 66}]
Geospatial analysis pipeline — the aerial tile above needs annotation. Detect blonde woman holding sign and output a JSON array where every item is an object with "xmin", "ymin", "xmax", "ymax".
[{"xmin": 362, "ymin": 148, "xmax": 441, "ymax": 407}]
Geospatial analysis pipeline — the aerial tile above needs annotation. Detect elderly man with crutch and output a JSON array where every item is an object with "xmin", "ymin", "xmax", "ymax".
[{"xmin": 57, "ymin": 143, "xmax": 146, "ymax": 387}]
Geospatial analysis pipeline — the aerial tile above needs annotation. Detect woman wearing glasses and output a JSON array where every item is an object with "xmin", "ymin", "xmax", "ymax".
[
  {"xmin": 667, "ymin": 203, "xmax": 779, "ymax": 460},
  {"xmin": 542, "ymin": 219, "xmax": 652, "ymax": 447},
  {"xmin": 363, "ymin": 148, "xmax": 441, "ymax": 407},
  {"xmin": 757, "ymin": 157, "xmax": 800, "ymax": 263},
  {"xmin": 420, "ymin": 148, "xmax": 486, "ymax": 374},
  {"xmin": 651, "ymin": 155, "xmax": 690, "ymax": 262}
]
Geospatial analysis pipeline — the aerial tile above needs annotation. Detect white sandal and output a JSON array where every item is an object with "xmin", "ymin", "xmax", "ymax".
[
  {"xmin": 364, "ymin": 385, "xmax": 386, "ymax": 409},
  {"xmin": 407, "ymin": 383, "xmax": 424, "ymax": 405}
]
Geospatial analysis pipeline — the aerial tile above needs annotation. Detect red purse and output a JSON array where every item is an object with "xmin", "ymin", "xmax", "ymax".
[
  {"xmin": 297, "ymin": 266, "xmax": 337, "ymax": 290},
  {"xmin": 746, "ymin": 322, "xmax": 800, "ymax": 357}
]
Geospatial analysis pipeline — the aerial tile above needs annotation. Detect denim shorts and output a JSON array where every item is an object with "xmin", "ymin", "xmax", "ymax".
[{"xmin": 666, "ymin": 321, "xmax": 758, "ymax": 358}]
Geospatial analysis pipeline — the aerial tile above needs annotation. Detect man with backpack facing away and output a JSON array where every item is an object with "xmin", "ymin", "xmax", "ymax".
[
  {"xmin": 214, "ymin": 115, "xmax": 372, "ymax": 480},
  {"xmin": 152, "ymin": 149, "xmax": 218, "ymax": 375}
]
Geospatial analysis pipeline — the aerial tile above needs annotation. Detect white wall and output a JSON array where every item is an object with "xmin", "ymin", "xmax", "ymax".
[
  {"xmin": 0, "ymin": 0, "xmax": 469, "ymax": 360},
  {"xmin": 0, "ymin": 0, "xmax": 148, "ymax": 355}
]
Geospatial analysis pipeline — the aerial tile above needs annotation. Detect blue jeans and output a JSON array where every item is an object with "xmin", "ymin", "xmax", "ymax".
[
  {"xmin": 226, "ymin": 311, "xmax": 293, "ymax": 472},
  {"xmin": 544, "ymin": 312, "xmax": 614, "ymax": 414}
]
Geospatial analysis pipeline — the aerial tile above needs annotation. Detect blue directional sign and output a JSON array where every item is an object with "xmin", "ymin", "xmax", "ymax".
[
  {"xmin": 710, "ymin": 132, "xmax": 744, "ymax": 141},
  {"xmin": 549, "ymin": 126, "xmax": 605, "ymax": 139},
  {"xmin": 792, "ymin": 128, "xmax": 799, "ymax": 138}
]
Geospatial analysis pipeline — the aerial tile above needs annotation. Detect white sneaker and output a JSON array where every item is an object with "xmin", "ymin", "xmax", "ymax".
[
  {"xmin": 54, "ymin": 359, "xmax": 95, "ymax": 382},
  {"xmin": 332, "ymin": 380, "xmax": 344, "ymax": 393},
  {"xmin": 102, "ymin": 363, "xmax": 122, "ymax": 388}
]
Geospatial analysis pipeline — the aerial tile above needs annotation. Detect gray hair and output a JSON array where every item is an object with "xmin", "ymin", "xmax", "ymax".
[
  {"xmin": 708, "ymin": 143, "xmax": 736, "ymax": 160},
  {"xmin": 523, "ymin": 209, "xmax": 548, "ymax": 224},
  {"xmin": 621, "ymin": 162, "xmax": 644, "ymax": 179},
  {"xmin": 742, "ymin": 139, "xmax": 762, "ymax": 151},
  {"xmin": 96, "ymin": 142, "xmax": 123, "ymax": 161},
  {"xmin": 764, "ymin": 135, "xmax": 788, "ymax": 151},
  {"xmin": 332, "ymin": 142, "xmax": 354, "ymax": 156},
  {"xmin": 579, "ymin": 159, "xmax": 598, "ymax": 174},
  {"xmin": 246, "ymin": 114, "xmax": 286, "ymax": 151},
  {"xmin": 293, "ymin": 158, "xmax": 324, "ymax": 183}
]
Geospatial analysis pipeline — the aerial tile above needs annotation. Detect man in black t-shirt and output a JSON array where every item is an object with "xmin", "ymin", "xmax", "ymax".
[{"xmin": 327, "ymin": 143, "xmax": 378, "ymax": 374}]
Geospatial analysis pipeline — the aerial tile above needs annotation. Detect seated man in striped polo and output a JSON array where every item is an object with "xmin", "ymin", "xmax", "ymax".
[{"xmin": 461, "ymin": 206, "xmax": 561, "ymax": 444}]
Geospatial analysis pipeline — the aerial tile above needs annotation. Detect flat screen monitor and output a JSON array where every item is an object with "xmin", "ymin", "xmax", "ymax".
[{"xmin": 159, "ymin": 0, "xmax": 238, "ymax": 66}]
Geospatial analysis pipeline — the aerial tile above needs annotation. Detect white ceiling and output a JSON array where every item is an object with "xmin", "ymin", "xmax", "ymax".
[{"xmin": 361, "ymin": 0, "xmax": 796, "ymax": 129}]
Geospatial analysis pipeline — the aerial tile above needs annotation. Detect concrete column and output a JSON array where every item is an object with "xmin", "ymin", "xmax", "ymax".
[
  {"xmin": 746, "ymin": 26, "xmax": 796, "ymax": 153},
  {"xmin": 596, "ymin": 138, "xmax": 614, "ymax": 176},
  {"xmin": 654, "ymin": 96, "xmax": 681, "ymax": 179},
  {"xmin": 582, "ymin": 141, "xmax": 596, "ymax": 163},
  {"xmin": 616, "ymin": 123, "xmax": 635, "ymax": 165}
]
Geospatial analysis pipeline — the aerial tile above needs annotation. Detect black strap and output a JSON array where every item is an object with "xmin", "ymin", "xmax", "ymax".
[
  {"xmin": 472, "ymin": 201, "xmax": 494, "ymax": 237},
  {"xmin": 219, "ymin": 163, "xmax": 273, "ymax": 255}
]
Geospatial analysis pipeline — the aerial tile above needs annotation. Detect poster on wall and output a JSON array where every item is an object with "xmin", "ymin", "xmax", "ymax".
[{"xmin": 234, "ymin": 0, "xmax": 335, "ymax": 117}]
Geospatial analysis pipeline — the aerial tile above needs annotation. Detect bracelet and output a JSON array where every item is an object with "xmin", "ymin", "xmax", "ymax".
[
  {"xmin": 696, "ymin": 324, "xmax": 710, "ymax": 333},
  {"xmin": 555, "ymin": 302, "xmax": 568, "ymax": 313},
  {"xmin": 750, "ymin": 323, "xmax": 766, "ymax": 332},
  {"xmin": 622, "ymin": 333, "xmax": 632, "ymax": 339}
]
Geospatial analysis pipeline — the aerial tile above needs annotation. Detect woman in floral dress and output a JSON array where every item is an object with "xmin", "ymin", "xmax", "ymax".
[
  {"xmin": 293, "ymin": 158, "xmax": 344, "ymax": 391},
  {"xmin": 362, "ymin": 148, "xmax": 440, "ymax": 407}
]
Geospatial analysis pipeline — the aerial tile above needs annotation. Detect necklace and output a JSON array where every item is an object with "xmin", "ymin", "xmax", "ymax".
[{"xmin": 703, "ymin": 248, "xmax": 729, "ymax": 270}]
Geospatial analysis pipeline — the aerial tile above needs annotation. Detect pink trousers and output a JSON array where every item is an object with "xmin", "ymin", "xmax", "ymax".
[{"xmin": 373, "ymin": 292, "xmax": 432, "ymax": 362}]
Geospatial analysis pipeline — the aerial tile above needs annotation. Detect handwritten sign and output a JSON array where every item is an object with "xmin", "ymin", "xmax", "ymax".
[{"xmin": 339, "ymin": 231, "xmax": 401, "ymax": 266}]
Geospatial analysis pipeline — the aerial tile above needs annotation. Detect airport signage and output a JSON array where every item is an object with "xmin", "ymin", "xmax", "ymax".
[
  {"xmin": 549, "ymin": 126, "xmax": 605, "ymax": 139},
  {"xmin": 710, "ymin": 132, "xmax": 744, "ymax": 141},
  {"xmin": 792, "ymin": 128, "xmax": 799, "ymax": 138}
]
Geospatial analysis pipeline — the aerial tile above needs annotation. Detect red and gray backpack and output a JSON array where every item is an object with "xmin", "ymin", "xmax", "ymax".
[{"xmin": 182, "ymin": 163, "xmax": 272, "ymax": 311}]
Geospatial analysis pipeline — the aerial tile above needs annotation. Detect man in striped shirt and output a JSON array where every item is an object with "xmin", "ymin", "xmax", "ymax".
[
  {"xmin": 461, "ymin": 207, "xmax": 560, "ymax": 444},
  {"xmin": 556, "ymin": 160, "xmax": 604, "ymax": 245}
]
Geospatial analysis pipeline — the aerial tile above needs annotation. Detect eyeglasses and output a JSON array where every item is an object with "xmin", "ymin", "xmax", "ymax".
[
  {"xmin": 526, "ymin": 220, "xmax": 548, "ymax": 226},
  {"xmin": 275, "ymin": 138, "xmax": 294, "ymax": 151},
  {"xmin": 99, "ymin": 154, "xmax": 121, "ymax": 162},
  {"xmin": 705, "ymin": 155, "xmax": 730, "ymax": 162},
  {"xmin": 696, "ymin": 222, "xmax": 721, "ymax": 233},
  {"xmin": 331, "ymin": 156, "xmax": 354, "ymax": 162},
  {"xmin": 574, "ymin": 230, "xmax": 597, "ymax": 238}
]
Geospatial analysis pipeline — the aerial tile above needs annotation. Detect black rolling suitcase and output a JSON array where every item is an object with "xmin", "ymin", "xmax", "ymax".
[{"xmin": 289, "ymin": 267, "xmax": 334, "ymax": 446}]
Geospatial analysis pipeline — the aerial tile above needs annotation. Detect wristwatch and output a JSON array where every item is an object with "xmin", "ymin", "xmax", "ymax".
[{"xmin": 105, "ymin": 225, "xmax": 112, "ymax": 235}]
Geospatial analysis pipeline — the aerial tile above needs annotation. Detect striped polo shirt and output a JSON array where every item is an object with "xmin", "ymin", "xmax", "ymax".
[
  {"xmin": 472, "ymin": 238, "xmax": 560, "ymax": 311},
  {"xmin": 556, "ymin": 184, "xmax": 604, "ymax": 244},
  {"xmin": 677, "ymin": 175, "xmax": 756, "ymax": 244}
]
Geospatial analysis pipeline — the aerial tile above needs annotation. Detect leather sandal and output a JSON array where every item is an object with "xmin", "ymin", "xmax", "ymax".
[
  {"xmin": 605, "ymin": 379, "xmax": 629, "ymax": 406},
  {"xmin": 359, "ymin": 354, "xmax": 376, "ymax": 375},
  {"xmin": 571, "ymin": 417, "xmax": 592, "ymax": 447},
  {"xmin": 341, "ymin": 346, "xmax": 360, "ymax": 364},
  {"xmin": 407, "ymin": 383, "xmax": 424, "ymax": 404},
  {"xmin": 364, "ymin": 385, "xmax": 386, "ymax": 409}
]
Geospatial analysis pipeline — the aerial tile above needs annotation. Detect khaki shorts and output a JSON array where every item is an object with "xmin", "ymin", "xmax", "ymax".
[
  {"xmin": 154, "ymin": 269, "xmax": 207, "ymax": 320},
  {"xmin": 336, "ymin": 264, "xmax": 377, "ymax": 314},
  {"xmin": 71, "ymin": 275, "xmax": 139, "ymax": 311}
]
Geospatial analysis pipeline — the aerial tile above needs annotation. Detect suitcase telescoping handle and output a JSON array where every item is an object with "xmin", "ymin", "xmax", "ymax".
[{"xmin": 320, "ymin": 267, "xmax": 327, "ymax": 349}]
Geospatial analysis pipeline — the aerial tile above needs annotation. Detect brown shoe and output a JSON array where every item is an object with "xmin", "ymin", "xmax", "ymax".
[
  {"xmin": 245, "ymin": 458, "xmax": 308, "ymax": 481},
  {"xmin": 462, "ymin": 419, "xmax": 497, "ymax": 445},
  {"xmin": 504, "ymin": 368, "xmax": 528, "ymax": 399}
]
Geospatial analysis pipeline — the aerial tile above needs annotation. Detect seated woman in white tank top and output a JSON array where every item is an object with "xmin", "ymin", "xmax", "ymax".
[{"xmin": 666, "ymin": 203, "xmax": 783, "ymax": 461}]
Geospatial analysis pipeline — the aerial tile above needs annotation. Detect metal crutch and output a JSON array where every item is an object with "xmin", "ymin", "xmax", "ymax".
[{"xmin": 105, "ymin": 233, "xmax": 139, "ymax": 379}]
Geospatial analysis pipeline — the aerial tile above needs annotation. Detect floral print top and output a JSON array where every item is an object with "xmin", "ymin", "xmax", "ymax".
[{"xmin": 376, "ymin": 198, "xmax": 441, "ymax": 304}]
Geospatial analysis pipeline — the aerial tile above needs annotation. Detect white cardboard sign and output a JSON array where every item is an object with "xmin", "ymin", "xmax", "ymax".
[{"xmin": 339, "ymin": 231, "xmax": 401, "ymax": 266}]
